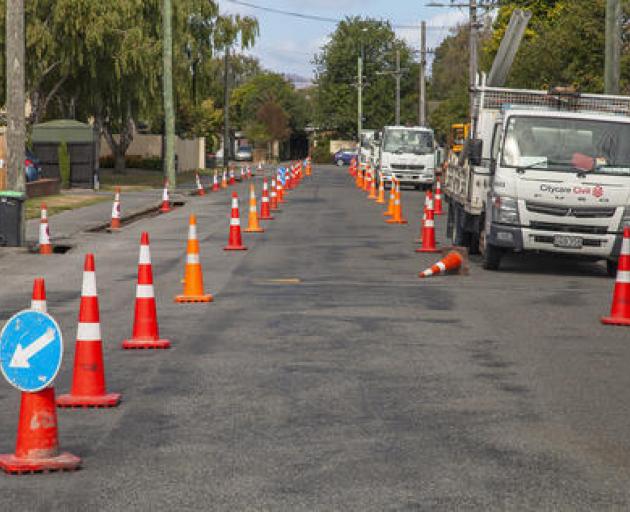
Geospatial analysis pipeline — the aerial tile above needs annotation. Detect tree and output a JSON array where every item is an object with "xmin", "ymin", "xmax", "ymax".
[{"xmin": 313, "ymin": 17, "xmax": 418, "ymax": 137}]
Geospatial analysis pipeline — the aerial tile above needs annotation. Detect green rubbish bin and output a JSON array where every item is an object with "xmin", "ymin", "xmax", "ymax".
[{"xmin": 0, "ymin": 191, "xmax": 26, "ymax": 247}]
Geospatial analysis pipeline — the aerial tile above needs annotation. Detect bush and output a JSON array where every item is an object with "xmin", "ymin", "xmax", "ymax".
[
  {"xmin": 58, "ymin": 142, "xmax": 70, "ymax": 188},
  {"xmin": 312, "ymin": 141, "xmax": 332, "ymax": 164},
  {"xmin": 99, "ymin": 155, "xmax": 163, "ymax": 171}
]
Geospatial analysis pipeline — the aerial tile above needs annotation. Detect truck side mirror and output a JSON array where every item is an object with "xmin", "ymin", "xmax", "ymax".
[{"xmin": 468, "ymin": 139, "xmax": 483, "ymax": 166}]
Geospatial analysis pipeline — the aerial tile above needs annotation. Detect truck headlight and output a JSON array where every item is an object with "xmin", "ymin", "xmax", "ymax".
[{"xmin": 491, "ymin": 195, "xmax": 520, "ymax": 225}]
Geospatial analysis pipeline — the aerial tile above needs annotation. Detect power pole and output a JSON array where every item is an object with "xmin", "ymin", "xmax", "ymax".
[
  {"xmin": 378, "ymin": 49, "xmax": 408, "ymax": 125},
  {"xmin": 419, "ymin": 21, "xmax": 427, "ymax": 126},
  {"xmin": 163, "ymin": 0, "xmax": 176, "ymax": 188},
  {"xmin": 357, "ymin": 52, "xmax": 363, "ymax": 140},
  {"xmin": 223, "ymin": 47, "xmax": 231, "ymax": 164},
  {"xmin": 6, "ymin": 0, "xmax": 26, "ymax": 243},
  {"xmin": 605, "ymin": 0, "xmax": 621, "ymax": 94},
  {"xmin": 469, "ymin": 0, "xmax": 478, "ymax": 96}
]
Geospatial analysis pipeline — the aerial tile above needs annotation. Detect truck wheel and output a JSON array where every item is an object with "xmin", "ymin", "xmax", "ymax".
[
  {"xmin": 452, "ymin": 209, "xmax": 470, "ymax": 247},
  {"xmin": 482, "ymin": 240, "xmax": 503, "ymax": 270},
  {"xmin": 606, "ymin": 259, "xmax": 618, "ymax": 277}
]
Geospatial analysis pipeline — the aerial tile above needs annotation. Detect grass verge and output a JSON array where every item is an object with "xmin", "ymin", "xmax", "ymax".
[{"xmin": 25, "ymin": 193, "xmax": 110, "ymax": 220}]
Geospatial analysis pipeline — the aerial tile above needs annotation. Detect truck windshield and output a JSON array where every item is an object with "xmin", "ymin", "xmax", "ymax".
[
  {"xmin": 383, "ymin": 129, "xmax": 433, "ymax": 155},
  {"xmin": 502, "ymin": 116, "xmax": 630, "ymax": 176}
]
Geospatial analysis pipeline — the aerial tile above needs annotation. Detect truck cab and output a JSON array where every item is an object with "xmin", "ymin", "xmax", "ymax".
[{"xmin": 378, "ymin": 126, "xmax": 437, "ymax": 189}]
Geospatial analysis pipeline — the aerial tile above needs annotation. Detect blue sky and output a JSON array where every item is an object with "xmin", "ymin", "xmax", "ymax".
[{"xmin": 216, "ymin": 0, "xmax": 468, "ymax": 81}]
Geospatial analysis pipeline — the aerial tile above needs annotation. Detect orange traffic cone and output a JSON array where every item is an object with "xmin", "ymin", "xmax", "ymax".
[
  {"xmin": 386, "ymin": 181, "xmax": 408, "ymax": 224},
  {"xmin": 31, "ymin": 277, "xmax": 47, "ymax": 312},
  {"xmin": 376, "ymin": 175, "xmax": 385, "ymax": 204},
  {"xmin": 196, "ymin": 173, "xmax": 206, "ymax": 196},
  {"xmin": 602, "ymin": 226, "xmax": 630, "ymax": 326},
  {"xmin": 434, "ymin": 178, "xmax": 444, "ymax": 215},
  {"xmin": 110, "ymin": 187, "xmax": 121, "ymax": 231},
  {"xmin": 123, "ymin": 232, "xmax": 171, "ymax": 349},
  {"xmin": 57, "ymin": 254, "xmax": 121, "ymax": 408},
  {"xmin": 212, "ymin": 171, "xmax": 220, "ymax": 192},
  {"xmin": 306, "ymin": 157, "xmax": 312, "ymax": 176},
  {"xmin": 270, "ymin": 177, "xmax": 280, "ymax": 211},
  {"xmin": 416, "ymin": 190, "xmax": 433, "ymax": 243},
  {"xmin": 229, "ymin": 167, "xmax": 236, "ymax": 186},
  {"xmin": 260, "ymin": 178, "xmax": 274, "ymax": 220},
  {"xmin": 356, "ymin": 166, "xmax": 364, "ymax": 189},
  {"xmin": 39, "ymin": 203, "xmax": 52, "ymax": 254},
  {"xmin": 368, "ymin": 169, "xmax": 378, "ymax": 199},
  {"xmin": 384, "ymin": 180, "xmax": 396, "ymax": 217},
  {"xmin": 221, "ymin": 170, "xmax": 228, "ymax": 189},
  {"xmin": 364, "ymin": 166, "xmax": 372, "ymax": 193},
  {"xmin": 244, "ymin": 183, "xmax": 264, "ymax": 233},
  {"xmin": 175, "ymin": 215, "xmax": 213, "ymax": 303},
  {"xmin": 419, "ymin": 251, "xmax": 464, "ymax": 278},
  {"xmin": 224, "ymin": 192, "xmax": 247, "ymax": 251},
  {"xmin": 416, "ymin": 206, "xmax": 440, "ymax": 253},
  {"xmin": 159, "ymin": 181, "xmax": 171, "ymax": 213},
  {"xmin": 277, "ymin": 176, "xmax": 285, "ymax": 203}
]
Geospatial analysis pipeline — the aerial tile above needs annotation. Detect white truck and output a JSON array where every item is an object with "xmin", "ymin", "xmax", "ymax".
[
  {"xmin": 376, "ymin": 125, "xmax": 437, "ymax": 189},
  {"xmin": 445, "ymin": 76, "xmax": 630, "ymax": 274}
]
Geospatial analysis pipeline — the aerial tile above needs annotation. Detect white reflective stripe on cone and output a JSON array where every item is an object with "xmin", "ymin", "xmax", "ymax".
[
  {"xmin": 31, "ymin": 300, "xmax": 47, "ymax": 313},
  {"xmin": 136, "ymin": 284, "xmax": 155, "ymax": 298},
  {"xmin": 422, "ymin": 269, "xmax": 434, "ymax": 277},
  {"xmin": 112, "ymin": 202, "xmax": 120, "ymax": 218},
  {"xmin": 425, "ymin": 220, "xmax": 435, "ymax": 227},
  {"xmin": 250, "ymin": 205, "xmax": 256, "ymax": 212},
  {"xmin": 232, "ymin": 199, "xmax": 239, "ymax": 208},
  {"xmin": 82, "ymin": 272, "xmax": 97, "ymax": 297},
  {"xmin": 436, "ymin": 261, "xmax": 447, "ymax": 273},
  {"xmin": 139, "ymin": 245, "xmax": 151, "ymax": 264},
  {"xmin": 188, "ymin": 224, "xmax": 198, "ymax": 240},
  {"xmin": 262, "ymin": 197, "xmax": 269, "ymax": 203},
  {"xmin": 617, "ymin": 270, "xmax": 630, "ymax": 283},
  {"xmin": 622, "ymin": 237, "xmax": 630, "ymax": 254},
  {"xmin": 231, "ymin": 218, "xmax": 240, "ymax": 226},
  {"xmin": 187, "ymin": 253, "xmax": 200, "ymax": 264},
  {"xmin": 41, "ymin": 210, "xmax": 48, "ymax": 220},
  {"xmin": 39, "ymin": 223, "xmax": 50, "ymax": 243},
  {"xmin": 77, "ymin": 322, "xmax": 101, "ymax": 341},
  {"xmin": 162, "ymin": 188, "xmax": 169, "ymax": 201}
]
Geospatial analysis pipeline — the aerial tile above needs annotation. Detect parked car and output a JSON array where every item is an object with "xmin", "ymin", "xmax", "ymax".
[
  {"xmin": 25, "ymin": 149, "xmax": 42, "ymax": 183},
  {"xmin": 333, "ymin": 148, "xmax": 357, "ymax": 166},
  {"xmin": 234, "ymin": 145, "xmax": 253, "ymax": 162}
]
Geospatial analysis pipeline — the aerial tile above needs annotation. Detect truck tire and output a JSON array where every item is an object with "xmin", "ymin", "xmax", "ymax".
[
  {"xmin": 606, "ymin": 259, "xmax": 618, "ymax": 278},
  {"xmin": 482, "ymin": 240, "xmax": 503, "ymax": 270}
]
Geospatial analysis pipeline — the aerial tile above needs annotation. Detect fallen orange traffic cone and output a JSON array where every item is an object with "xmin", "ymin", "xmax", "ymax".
[
  {"xmin": 224, "ymin": 192, "xmax": 247, "ymax": 251},
  {"xmin": 159, "ymin": 181, "xmax": 171, "ymax": 213},
  {"xmin": 601, "ymin": 226, "xmax": 630, "ymax": 326},
  {"xmin": 244, "ymin": 183, "xmax": 264, "ymax": 233},
  {"xmin": 57, "ymin": 254, "xmax": 121, "ymax": 408},
  {"xmin": 260, "ymin": 178, "xmax": 274, "ymax": 220},
  {"xmin": 39, "ymin": 203, "xmax": 52, "ymax": 254},
  {"xmin": 196, "ymin": 173, "xmax": 206, "ymax": 196},
  {"xmin": 110, "ymin": 187, "xmax": 122, "ymax": 230},
  {"xmin": 212, "ymin": 171, "xmax": 220, "ymax": 192},
  {"xmin": 175, "ymin": 215, "xmax": 213, "ymax": 303},
  {"xmin": 383, "ymin": 180, "xmax": 396, "ymax": 217},
  {"xmin": 386, "ymin": 181, "xmax": 408, "ymax": 224},
  {"xmin": 419, "ymin": 251, "xmax": 464, "ymax": 278},
  {"xmin": 434, "ymin": 178, "xmax": 444, "ymax": 215},
  {"xmin": 123, "ymin": 232, "xmax": 171, "ymax": 349}
]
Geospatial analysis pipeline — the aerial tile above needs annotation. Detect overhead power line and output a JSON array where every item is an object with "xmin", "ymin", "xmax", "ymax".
[{"xmin": 225, "ymin": 0, "xmax": 453, "ymax": 30}]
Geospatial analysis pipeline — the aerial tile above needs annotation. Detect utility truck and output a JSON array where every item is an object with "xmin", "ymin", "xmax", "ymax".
[
  {"xmin": 444, "ymin": 76, "xmax": 630, "ymax": 273},
  {"xmin": 377, "ymin": 125, "xmax": 437, "ymax": 189}
]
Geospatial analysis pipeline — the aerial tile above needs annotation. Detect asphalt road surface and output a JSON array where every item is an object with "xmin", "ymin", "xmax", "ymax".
[{"xmin": 1, "ymin": 165, "xmax": 629, "ymax": 510}]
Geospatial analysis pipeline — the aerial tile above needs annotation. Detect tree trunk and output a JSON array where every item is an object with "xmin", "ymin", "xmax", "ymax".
[
  {"xmin": 101, "ymin": 107, "xmax": 135, "ymax": 175},
  {"xmin": 114, "ymin": 150, "xmax": 125, "ymax": 173}
]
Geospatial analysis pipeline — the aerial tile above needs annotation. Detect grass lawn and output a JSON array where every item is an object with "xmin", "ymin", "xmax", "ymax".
[
  {"xmin": 25, "ymin": 193, "xmax": 110, "ymax": 220},
  {"xmin": 98, "ymin": 168, "xmax": 226, "ymax": 191}
]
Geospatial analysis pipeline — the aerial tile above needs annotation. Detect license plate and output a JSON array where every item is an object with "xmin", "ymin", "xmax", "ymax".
[{"xmin": 553, "ymin": 235, "xmax": 583, "ymax": 249}]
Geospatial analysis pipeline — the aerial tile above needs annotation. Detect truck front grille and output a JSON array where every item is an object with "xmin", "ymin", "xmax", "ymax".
[
  {"xmin": 526, "ymin": 202, "xmax": 616, "ymax": 218},
  {"xmin": 391, "ymin": 164, "xmax": 425, "ymax": 171},
  {"xmin": 529, "ymin": 221, "xmax": 608, "ymax": 235}
]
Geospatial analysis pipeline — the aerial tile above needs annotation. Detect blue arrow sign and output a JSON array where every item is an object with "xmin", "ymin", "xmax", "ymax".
[{"xmin": 0, "ymin": 310, "xmax": 63, "ymax": 392}]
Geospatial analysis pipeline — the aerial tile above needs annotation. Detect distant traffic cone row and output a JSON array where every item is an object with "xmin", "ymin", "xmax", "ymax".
[
  {"xmin": 601, "ymin": 226, "xmax": 630, "ymax": 326},
  {"xmin": 57, "ymin": 254, "xmax": 121, "ymax": 408},
  {"xmin": 224, "ymin": 193, "xmax": 247, "ymax": 251},
  {"xmin": 419, "ymin": 251, "xmax": 464, "ymax": 278},
  {"xmin": 39, "ymin": 203, "xmax": 52, "ymax": 254},
  {"xmin": 175, "ymin": 215, "xmax": 213, "ymax": 303},
  {"xmin": 244, "ymin": 183, "xmax": 264, "ymax": 233},
  {"xmin": 123, "ymin": 232, "xmax": 171, "ymax": 349}
]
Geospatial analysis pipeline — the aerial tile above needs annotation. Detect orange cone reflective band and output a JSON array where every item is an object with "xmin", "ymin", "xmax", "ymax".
[
  {"xmin": 224, "ymin": 192, "xmax": 247, "ymax": 251},
  {"xmin": 384, "ymin": 180, "xmax": 396, "ymax": 217},
  {"xmin": 123, "ymin": 233, "xmax": 171, "ymax": 349},
  {"xmin": 176, "ymin": 215, "xmax": 213, "ymax": 303},
  {"xmin": 244, "ymin": 183, "xmax": 264, "ymax": 233},
  {"xmin": 386, "ymin": 181, "xmax": 408, "ymax": 224},
  {"xmin": 212, "ymin": 171, "xmax": 220, "ymax": 192},
  {"xmin": 602, "ymin": 226, "xmax": 630, "ymax": 326},
  {"xmin": 0, "ymin": 387, "xmax": 81, "ymax": 474},
  {"xmin": 196, "ymin": 173, "xmax": 206, "ymax": 196},
  {"xmin": 221, "ymin": 170, "xmax": 228, "ymax": 189},
  {"xmin": 434, "ymin": 178, "xmax": 444, "ymax": 215},
  {"xmin": 159, "ymin": 181, "xmax": 171, "ymax": 213},
  {"xmin": 57, "ymin": 254, "xmax": 121, "ymax": 408},
  {"xmin": 419, "ymin": 251, "xmax": 464, "ymax": 278},
  {"xmin": 270, "ymin": 177, "xmax": 280, "ymax": 210},
  {"xmin": 39, "ymin": 203, "xmax": 52, "ymax": 254},
  {"xmin": 260, "ymin": 178, "xmax": 274, "ymax": 220},
  {"xmin": 110, "ymin": 187, "xmax": 122, "ymax": 230}
]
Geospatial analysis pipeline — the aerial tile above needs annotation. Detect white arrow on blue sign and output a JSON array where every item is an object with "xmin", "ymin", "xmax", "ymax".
[{"xmin": 0, "ymin": 309, "xmax": 63, "ymax": 392}]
